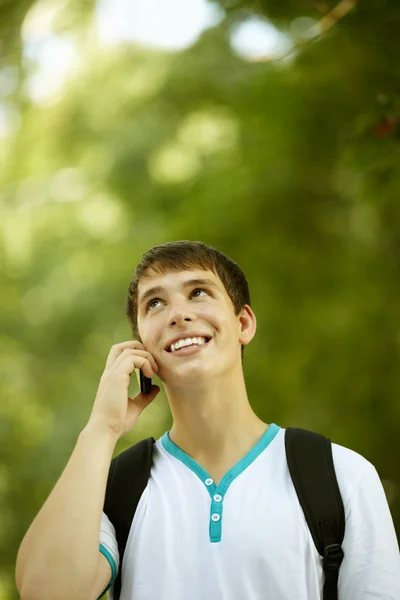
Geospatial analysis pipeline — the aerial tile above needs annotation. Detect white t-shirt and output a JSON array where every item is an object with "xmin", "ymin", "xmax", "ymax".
[{"xmin": 99, "ymin": 424, "xmax": 400, "ymax": 599}]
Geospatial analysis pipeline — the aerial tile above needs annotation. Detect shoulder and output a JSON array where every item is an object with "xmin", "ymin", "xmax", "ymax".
[
  {"xmin": 330, "ymin": 440, "xmax": 379, "ymax": 510},
  {"xmin": 278, "ymin": 427, "xmax": 379, "ymax": 509},
  {"xmin": 331, "ymin": 439, "xmax": 373, "ymax": 477}
]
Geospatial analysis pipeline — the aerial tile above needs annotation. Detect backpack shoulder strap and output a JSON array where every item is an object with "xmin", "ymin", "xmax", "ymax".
[
  {"xmin": 104, "ymin": 436, "xmax": 155, "ymax": 600},
  {"xmin": 285, "ymin": 427, "xmax": 345, "ymax": 600}
]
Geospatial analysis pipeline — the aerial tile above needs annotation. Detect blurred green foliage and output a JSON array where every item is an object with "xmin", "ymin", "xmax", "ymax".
[{"xmin": 1, "ymin": 0, "xmax": 400, "ymax": 598}]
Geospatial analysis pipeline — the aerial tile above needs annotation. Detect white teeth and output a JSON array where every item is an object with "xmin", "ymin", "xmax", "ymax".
[{"xmin": 169, "ymin": 336, "xmax": 207, "ymax": 352}]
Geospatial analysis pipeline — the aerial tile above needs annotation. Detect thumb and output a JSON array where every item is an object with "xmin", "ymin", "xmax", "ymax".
[{"xmin": 130, "ymin": 384, "xmax": 160, "ymax": 410}]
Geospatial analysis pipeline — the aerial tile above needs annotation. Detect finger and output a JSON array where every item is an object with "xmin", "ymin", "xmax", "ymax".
[
  {"xmin": 129, "ymin": 384, "xmax": 160, "ymax": 408},
  {"xmin": 116, "ymin": 354, "xmax": 156, "ymax": 379},
  {"xmin": 113, "ymin": 348, "xmax": 158, "ymax": 374},
  {"xmin": 105, "ymin": 341, "xmax": 145, "ymax": 369}
]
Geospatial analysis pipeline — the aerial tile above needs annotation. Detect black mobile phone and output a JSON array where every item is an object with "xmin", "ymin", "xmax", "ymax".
[{"xmin": 139, "ymin": 369, "xmax": 152, "ymax": 395}]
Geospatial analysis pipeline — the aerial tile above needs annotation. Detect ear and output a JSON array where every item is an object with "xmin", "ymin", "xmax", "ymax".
[{"xmin": 238, "ymin": 305, "xmax": 256, "ymax": 346}]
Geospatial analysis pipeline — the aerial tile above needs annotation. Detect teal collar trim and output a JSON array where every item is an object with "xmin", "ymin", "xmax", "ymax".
[
  {"xmin": 161, "ymin": 423, "xmax": 280, "ymax": 543},
  {"xmin": 161, "ymin": 423, "xmax": 280, "ymax": 495}
]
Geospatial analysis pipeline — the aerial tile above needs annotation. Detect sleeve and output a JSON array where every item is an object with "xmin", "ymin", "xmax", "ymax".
[
  {"xmin": 339, "ymin": 462, "xmax": 400, "ymax": 600},
  {"xmin": 97, "ymin": 511, "xmax": 120, "ymax": 599}
]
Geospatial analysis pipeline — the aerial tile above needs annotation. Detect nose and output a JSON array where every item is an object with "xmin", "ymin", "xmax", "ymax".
[{"xmin": 167, "ymin": 306, "xmax": 194, "ymax": 328}]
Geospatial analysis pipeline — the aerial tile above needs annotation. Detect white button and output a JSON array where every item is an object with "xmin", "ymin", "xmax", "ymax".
[
  {"xmin": 205, "ymin": 478, "xmax": 213, "ymax": 486},
  {"xmin": 214, "ymin": 494, "xmax": 222, "ymax": 502},
  {"xmin": 211, "ymin": 513, "xmax": 220, "ymax": 522}
]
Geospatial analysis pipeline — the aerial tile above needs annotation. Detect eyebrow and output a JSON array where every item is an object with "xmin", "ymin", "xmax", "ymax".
[{"xmin": 139, "ymin": 278, "xmax": 219, "ymax": 307}]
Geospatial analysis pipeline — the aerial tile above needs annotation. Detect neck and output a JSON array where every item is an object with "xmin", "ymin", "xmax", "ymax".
[{"xmin": 166, "ymin": 368, "xmax": 268, "ymax": 469}]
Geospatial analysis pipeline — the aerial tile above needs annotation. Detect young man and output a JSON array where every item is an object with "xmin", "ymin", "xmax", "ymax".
[{"xmin": 16, "ymin": 241, "xmax": 400, "ymax": 600}]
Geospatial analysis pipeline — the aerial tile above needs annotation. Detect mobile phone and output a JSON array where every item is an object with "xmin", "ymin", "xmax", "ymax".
[{"xmin": 135, "ymin": 368, "xmax": 152, "ymax": 394}]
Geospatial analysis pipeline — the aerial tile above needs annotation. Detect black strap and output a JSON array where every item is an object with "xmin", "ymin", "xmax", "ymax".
[
  {"xmin": 104, "ymin": 437, "xmax": 155, "ymax": 600},
  {"xmin": 285, "ymin": 428, "xmax": 345, "ymax": 600}
]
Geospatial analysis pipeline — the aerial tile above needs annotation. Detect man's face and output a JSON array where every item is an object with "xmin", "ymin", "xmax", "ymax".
[{"xmin": 136, "ymin": 268, "xmax": 251, "ymax": 386}]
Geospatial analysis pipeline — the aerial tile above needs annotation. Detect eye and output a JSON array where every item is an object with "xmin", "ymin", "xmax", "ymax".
[
  {"xmin": 147, "ymin": 298, "xmax": 162, "ymax": 311},
  {"xmin": 191, "ymin": 288, "xmax": 209, "ymax": 298}
]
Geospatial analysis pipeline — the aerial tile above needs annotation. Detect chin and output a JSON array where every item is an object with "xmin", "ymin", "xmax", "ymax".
[{"xmin": 165, "ymin": 364, "xmax": 214, "ymax": 386}]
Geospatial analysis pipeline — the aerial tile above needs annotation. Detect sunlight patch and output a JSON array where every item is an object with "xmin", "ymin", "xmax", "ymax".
[
  {"xmin": 178, "ymin": 108, "xmax": 239, "ymax": 154},
  {"xmin": 75, "ymin": 193, "xmax": 127, "ymax": 240},
  {"xmin": 148, "ymin": 143, "xmax": 201, "ymax": 184},
  {"xmin": 96, "ymin": 0, "xmax": 224, "ymax": 51},
  {"xmin": 231, "ymin": 18, "xmax": 291, "ymax": 62}
]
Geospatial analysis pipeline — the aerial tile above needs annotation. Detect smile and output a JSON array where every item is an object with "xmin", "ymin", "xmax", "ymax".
[{"xmin": 167, "ymin": 338, "xmax": 211, "ymax": 356}]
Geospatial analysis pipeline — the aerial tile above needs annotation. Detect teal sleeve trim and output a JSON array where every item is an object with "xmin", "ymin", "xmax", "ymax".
[{"xmin": 97, "ymin": 544, "xmax": 118, "ymax": 599}]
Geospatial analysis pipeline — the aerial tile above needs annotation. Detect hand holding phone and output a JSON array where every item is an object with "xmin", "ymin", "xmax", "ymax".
[{"xmin": 89, "ymin": 340, "xmax": 159, "ymax": 440}]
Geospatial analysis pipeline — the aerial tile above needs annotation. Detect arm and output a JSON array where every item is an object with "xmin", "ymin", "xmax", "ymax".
[
  {"xmin": 16, "ymin": 423, "xmax": 118, "ymax": 600},
  {"xmin": 339, "ymin": 462, "xmax": 400, "ymax": 599},
  {"xmin": 15, "ymin": 341, "xmax": 159, "ymax": 600}
]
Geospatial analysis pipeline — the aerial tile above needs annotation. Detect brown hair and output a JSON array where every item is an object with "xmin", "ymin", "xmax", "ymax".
[{"xmin": 126, "ymin": 241, "xmax": 251, "ymax": 358}]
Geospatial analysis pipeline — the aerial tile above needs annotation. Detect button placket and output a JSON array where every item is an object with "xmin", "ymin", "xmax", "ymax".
[
  {"xmin": 209, "ymin": 486, "xmax": 224, "ymax": 542},
  {"xmin": 203, "ymin": 469, "xmax": 244, "ymax": 543},
  {"xmin": 209, "ymin": 503, "xmax": 222, "ymax": 542},
  {"xmin": 210, "ymin": 499, "xmax": 223, "ymax": 518}
]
